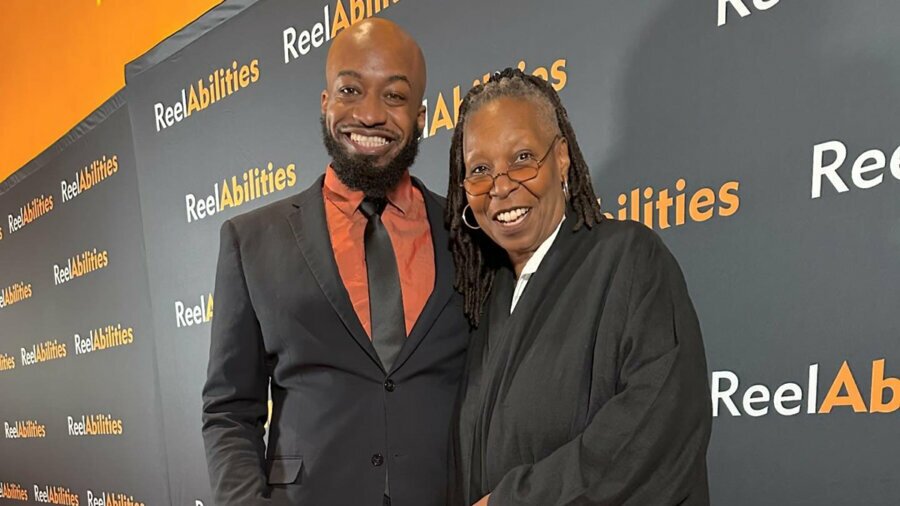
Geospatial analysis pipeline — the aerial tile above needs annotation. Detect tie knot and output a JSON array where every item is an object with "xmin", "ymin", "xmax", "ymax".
[{"xmin": 359, "ymin": 197, "xmax": 388, "ymax": 219}]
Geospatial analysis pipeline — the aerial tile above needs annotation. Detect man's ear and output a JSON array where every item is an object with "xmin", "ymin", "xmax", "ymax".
[
  {"xmin": 417, "ymin": 104, "xmax": 427, "ymax": 135},
  {"xmin": 321, "ymin": 90, "xmax": 329, "ymax": 116}
]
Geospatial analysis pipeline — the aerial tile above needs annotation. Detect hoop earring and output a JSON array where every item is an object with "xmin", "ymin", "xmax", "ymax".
[
  {"xmin": 562, "ymin": 179, "xmax": 570, "ymax": 200},
  {"xmin": 462, "ymin": 204, "xmax": 481, "ymax": 230}
]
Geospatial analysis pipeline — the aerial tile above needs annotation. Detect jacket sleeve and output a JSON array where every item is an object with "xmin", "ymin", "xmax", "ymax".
[
  {"xmin": 201, "ymin": 219, "xmax": 271, "ymax": 506},
  {"xmin": 489, "ymin": 232, "xmax": 712, "ymax": 506}
]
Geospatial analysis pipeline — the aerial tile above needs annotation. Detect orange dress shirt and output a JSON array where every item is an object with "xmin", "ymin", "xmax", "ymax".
[{"xmin": 322, "ymin": 165, "xmax": 435, "ymax": 338}]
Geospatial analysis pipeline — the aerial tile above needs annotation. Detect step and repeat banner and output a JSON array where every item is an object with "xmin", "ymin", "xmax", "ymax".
[
  {"xmin": 2, "ymin": 0, "xmax": 898, "ymax": 505},
  {"xmin": 0, "ymin": 95, "xmax": 170, "ymax": 504}
]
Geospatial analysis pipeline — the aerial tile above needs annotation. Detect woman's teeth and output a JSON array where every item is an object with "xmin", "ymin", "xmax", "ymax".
[
  {"xmin": 350, "ymin": 133, "xmax": 389, "ymax": 147},
  {"xmin": 496, "ymin": 208, "xmax": 530, "ymax": 224}
]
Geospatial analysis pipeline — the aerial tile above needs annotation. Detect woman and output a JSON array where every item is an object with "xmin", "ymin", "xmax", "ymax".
[{"xmin": 446, "ymin": 68, "xmax": 712, "ymax": 506}]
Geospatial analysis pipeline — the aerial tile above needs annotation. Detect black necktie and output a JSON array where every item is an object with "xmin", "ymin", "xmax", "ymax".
[{"xmin": 359, "ymin": 197, "xmax": 406, "ymax": 373}]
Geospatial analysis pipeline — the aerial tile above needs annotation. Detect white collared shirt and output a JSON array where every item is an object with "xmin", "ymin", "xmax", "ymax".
[{"xmin": 510, "ymin": 215, "xmax": 565, "ymax": 313}]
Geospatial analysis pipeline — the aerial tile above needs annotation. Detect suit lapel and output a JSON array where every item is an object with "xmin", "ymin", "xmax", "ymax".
[
  {"xmin": 388, "ymin": 178, "xmax": 455, "ymax": 374},
  {"xmin": 286, "ymin": 175, "xmax": 383, "ymax": 372}
]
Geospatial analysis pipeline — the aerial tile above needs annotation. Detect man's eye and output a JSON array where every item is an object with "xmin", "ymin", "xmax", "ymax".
[
  {"xmin": 386, "ymin": 92, "xmax": 405, "ymax": 101},
  {"xmin": 339, "ymin": 87, "xmax": 360, "ymax": 95}
]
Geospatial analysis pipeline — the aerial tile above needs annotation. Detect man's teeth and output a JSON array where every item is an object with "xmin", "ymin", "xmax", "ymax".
[
  {"xmin": 496, "ymin": 208, "xmax": 530, "ymax": 223},
  {"xmin": 350, "ymin": 133, "xmax": 389, "ymax": 147}
]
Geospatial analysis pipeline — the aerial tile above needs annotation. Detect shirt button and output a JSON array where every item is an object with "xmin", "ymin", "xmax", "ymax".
[
  {"xmin": 384, "ymin": 379, "xmax": 395, "ymax": 392},
  {"xmin": 371, "ymin": 453, "xmax": 384, "ymax": 467}
]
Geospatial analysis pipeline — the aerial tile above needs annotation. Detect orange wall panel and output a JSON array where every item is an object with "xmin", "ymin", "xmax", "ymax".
[{"xmin": 0, "ymin": 0, "xmax": 221, "ymax": 183}]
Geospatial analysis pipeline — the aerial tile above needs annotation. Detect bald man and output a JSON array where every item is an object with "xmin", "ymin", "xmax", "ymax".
[{"xmin": 201, "ymin": 18, "xmax": 468, "ymax": 506}]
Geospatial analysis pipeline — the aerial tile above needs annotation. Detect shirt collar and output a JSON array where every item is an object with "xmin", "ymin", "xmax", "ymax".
[
  {"xmin": 322, "ymin": 164, "xmax": 415, "ymax": 217},
  {"xmin": 518, "ymin": 214, "xmax": 566, "ymax": 279}
]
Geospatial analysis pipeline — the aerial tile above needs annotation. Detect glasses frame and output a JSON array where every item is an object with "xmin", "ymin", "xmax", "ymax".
[{"xmin": 460, "ymin": 134, "xmax": 562, "ymax": 197}]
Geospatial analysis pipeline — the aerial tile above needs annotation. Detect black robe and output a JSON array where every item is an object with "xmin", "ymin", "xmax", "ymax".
[{"xmin": 450, "ymin": 217, "xmax": 711, "ymax": 506}]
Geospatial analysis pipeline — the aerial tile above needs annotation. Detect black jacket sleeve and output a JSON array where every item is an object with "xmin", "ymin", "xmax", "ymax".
[{"xmin": 201, "ymin": 219, "xmax": 271, "ymax": 506}]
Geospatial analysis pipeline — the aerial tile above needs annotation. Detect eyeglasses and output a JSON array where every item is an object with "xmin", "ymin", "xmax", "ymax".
[{"xmin": 460, "ymin": 135, "xmax": 561, "ymax": 196}]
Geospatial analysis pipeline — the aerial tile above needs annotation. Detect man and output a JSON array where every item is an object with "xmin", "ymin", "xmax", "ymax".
[{"xmin": 202, "ymin": 18, "xmax": 468, "ymax": 506}]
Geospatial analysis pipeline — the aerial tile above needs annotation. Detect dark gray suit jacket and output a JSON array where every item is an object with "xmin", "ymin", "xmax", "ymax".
[{"xmin": 202, "ymin": 174, "xmax": 468, "ymax": 505}]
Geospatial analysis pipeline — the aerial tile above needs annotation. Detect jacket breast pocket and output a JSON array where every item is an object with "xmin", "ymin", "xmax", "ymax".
[{"xmin": 267, "ymin": 456, "xmax": 303, "ymax": 485}]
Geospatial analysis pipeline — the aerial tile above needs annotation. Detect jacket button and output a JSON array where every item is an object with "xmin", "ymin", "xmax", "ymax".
[
  {"xmin": 371, "ymin": 453, "xmax": 384, "ymax": 467},
  {"xmin": 384, "ymin": 379, "xmax": 395, "ymax": 392}
]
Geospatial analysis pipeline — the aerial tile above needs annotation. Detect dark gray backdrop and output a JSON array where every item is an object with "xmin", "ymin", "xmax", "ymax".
[
  {"xmin": 0, "ymin": 94, "xmax": 170, "ymax": 504},
  {"xmin": 1, "ymin": 1, "xmax": 898, "ymax": 505}
]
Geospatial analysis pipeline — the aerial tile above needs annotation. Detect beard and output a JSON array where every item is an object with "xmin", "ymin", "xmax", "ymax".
[{"xmin": 321, "ymin": 115, "xmax": 421, "ymax": 198}]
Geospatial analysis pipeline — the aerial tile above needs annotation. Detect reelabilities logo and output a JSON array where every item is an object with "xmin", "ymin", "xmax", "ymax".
[
  {"xmin": 718, "ymin": 0, "xmax": 781, "ymax": 26},
  {"xmin": 712, "ymin": 358, "xmax": 898, "ymax": 417},
  {"xmin": 422, "ymin": 57, "xmax": 568, "ymax": 141},
  {"xmin": 86, "ymin": 490, "xmax": 144, "ymax": 506},
  {"xmin": 282, "ymin": 0, "xmax": 402, "ymax": 64},
  {"xmin": 602, "ymin": 178, "xmax": 741, "ymax": 230},
  {"xmin": 175, "ymin": 292, "xmax": 214, "ymax": 328},
  {"xmin": 8, "ymin": 194, "xmax": 54, "ymax": 235},
  {"xmin": 4, "ymin": 419, "xmax": 47, "ymax": 439},
  {"xmin": 53, "ymin": 248, "xmax": 110, "ymax": 286},
  {"xmin": 153, "ymin": 58, "xmax": 260, "ymax": 132},
  {"xmin": 33, "ymin": 484, "xmax": 79, "ymax": 506},
  {"xmin": 21, "ymin": 339, "xmax": 67, "ymax": 367},
  {"xmin": 184, "ymin": 161, "xmax": 297, "ymax": 223},
  {"xmin": 60, "ymin": 154, "xmax": 119, "ymax": 204},
  {"xmin": 811, "ymin": 140, "xmax": 900, "ymax": 199},
  {"xmin": 0, "ymin": 281, "xmax": 33, "ymax": 309},
  {"xmin": 73, "ymin": 323, "xmax": 135, "ymax": 356},
  {"xmin": 0, "ymin": 353, "xmax": 15, "ymax": 372},
  {"xmin": 67, "ymin": 413, "xmax": 124, "ymax": 436},
  {"xmin": 0, "ymin": 482, "xmax": 29, "ymax": 501}
]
